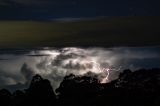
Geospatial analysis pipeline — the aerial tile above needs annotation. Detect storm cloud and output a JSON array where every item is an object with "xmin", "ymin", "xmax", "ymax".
[{"xmin": 0, "ymin": 46, "xmax": 160, "ymax": 92}]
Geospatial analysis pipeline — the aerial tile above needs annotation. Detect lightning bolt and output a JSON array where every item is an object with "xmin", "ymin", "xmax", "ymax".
[{"xmin": 90, "ymin": 61, "xmax": 110, "ymax": 83}]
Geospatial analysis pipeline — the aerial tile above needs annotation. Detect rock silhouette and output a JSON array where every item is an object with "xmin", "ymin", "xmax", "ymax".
[{"xmin": 0, "ymin": 69, "xmax": 160, "ymax": 106}]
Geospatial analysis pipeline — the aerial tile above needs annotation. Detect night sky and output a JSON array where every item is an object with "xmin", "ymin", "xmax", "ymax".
[
  {"xmin": 0, "ymin": 0, "xmax": 160, "ymax": 20},
  {"xmin": 0, "ymin": 0, "xmax": 160, "ymax": 48},
  {"xmin": 0, "ymin": 0, "xmax": 160, "ymax": 92}
]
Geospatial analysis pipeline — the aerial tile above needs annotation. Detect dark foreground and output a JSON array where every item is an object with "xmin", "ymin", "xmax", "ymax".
[{"xmin": 0, "ymin": 68, "xmax": 160, "ymax": 106}]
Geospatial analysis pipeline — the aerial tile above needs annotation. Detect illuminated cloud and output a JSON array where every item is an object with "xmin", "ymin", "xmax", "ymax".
[{"xmin": 0, "ymin": 46, "xmax": 160, "ymax": 91}]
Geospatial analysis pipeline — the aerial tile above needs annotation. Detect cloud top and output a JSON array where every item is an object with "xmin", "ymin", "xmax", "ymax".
[{"xmin": 0, "ymin": 46, "xmax": 160, "ymax": 91}]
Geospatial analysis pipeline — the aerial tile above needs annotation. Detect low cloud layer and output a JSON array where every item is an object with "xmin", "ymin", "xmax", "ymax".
[{"xmin": 0, "ymin": 46, "xmax": 160, "ymax": 92}]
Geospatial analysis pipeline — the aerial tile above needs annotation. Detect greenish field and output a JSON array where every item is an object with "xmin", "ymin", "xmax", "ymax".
[{"xmin": 0, "ymin": 17, "xmax": 159, "ymax": 47}]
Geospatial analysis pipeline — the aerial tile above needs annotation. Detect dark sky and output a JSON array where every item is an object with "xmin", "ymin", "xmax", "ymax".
[{"xmin": 0, "ymin": 0, "xmax": 159, "ymax": 20}]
